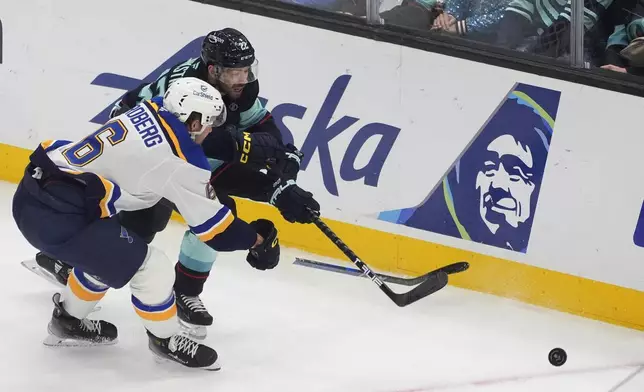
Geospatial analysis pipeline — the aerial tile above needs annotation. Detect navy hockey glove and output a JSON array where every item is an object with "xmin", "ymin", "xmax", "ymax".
[
  {"xmin": 247, "ymin": 219, "xmax": 280, "ymax": 270},
  {"xmin": 270, "ymin": 179, "xmax": 320, "ymax": 224},
  {"xmin": 229, "ymin": 129, "xmax": 286, "ymax": 171}
]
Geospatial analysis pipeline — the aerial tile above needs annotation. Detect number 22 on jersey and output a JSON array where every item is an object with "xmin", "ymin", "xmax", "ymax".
[{"xmin": 63, "ymin": 120, "xmax": 128, "ymax": 167}]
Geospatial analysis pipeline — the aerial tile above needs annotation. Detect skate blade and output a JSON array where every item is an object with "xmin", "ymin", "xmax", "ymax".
[
  {"xmin": 21, "ymin": 260, "xmax": 65, "ymax": 288},
  {"xmin": 43, "ymin": 333, "xmax": 118, "ymax": 347},
  {"xmin": 178, "ymin": 319, "xmax": 208, "ymax": 340},
  {"xmin": 21, "ymin": 260, "xmax": 101, "ymax": 312},
  {"xmin": 150, "ymin": 350, "xmax": 221, "ymax": 371}
]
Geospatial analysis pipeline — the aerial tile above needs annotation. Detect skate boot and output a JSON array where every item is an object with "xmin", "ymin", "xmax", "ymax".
[
  {"xmin": 147, "ymin": 330, "xmax": 220, "ymax": 370},
  {"xmin": 21, "ymin": 252, "xmax": 72, "ymax": 287},
  {"xmin": 44, "ymin": 293, "xmax": 118, "ymax": 347},
  {"xmin": 176, "ymin": 292, "xmax": 213, "ymax": 339}
]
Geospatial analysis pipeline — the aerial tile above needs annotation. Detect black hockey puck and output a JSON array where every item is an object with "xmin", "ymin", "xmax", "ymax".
[{"xmin": 548, "ymin": 348, "xmax": 567, "ymax": 366}]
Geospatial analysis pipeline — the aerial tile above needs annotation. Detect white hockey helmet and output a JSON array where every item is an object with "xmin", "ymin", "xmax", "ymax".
[{"xmin": 163, "ymin": 77, "xmax": 227, "ymax": 140}]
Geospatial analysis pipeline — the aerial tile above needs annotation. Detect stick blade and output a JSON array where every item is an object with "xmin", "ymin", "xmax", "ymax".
[
  {"xmin": 441, "ymin": 261, "xmax": 469, "ymax": 275},
  {"xmin": 393, "ymin": 271, "xmax": 449, "ymax": 307}
]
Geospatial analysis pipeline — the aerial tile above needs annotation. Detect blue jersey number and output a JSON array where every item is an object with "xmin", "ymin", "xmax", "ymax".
[{"xmin": 63, "ymin": 120, "xmax": 128, "ymax": 167}]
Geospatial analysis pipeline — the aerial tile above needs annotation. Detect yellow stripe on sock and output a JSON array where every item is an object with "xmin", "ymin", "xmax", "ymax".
[
  {"xmin": 68, "ymin": 272, "xmax": 107, "ymax": 302},
  {"xmin": 134, "ymin": 304, "xmax": 177, "ymax": 321}
]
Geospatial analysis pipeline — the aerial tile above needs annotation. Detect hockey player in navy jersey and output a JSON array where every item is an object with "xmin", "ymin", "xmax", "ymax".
[
  {"xmin": 30, "ymin": 27, "xmax": 320, "ymax": 338},
  {"xmin": 12, "ymin": 78, "xmax": 281, "ymax": 370}
]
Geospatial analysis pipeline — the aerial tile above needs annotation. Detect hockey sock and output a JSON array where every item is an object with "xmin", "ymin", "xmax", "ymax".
[
  {"xmin": 177, "ymin": 230, "xmax": 217, "ymax": 273},
  {"xmin": 174, "ymin": 263, "xmax": 210, "ymax": 296},
  {"xmin": 131, "ymin": 293, "xmax": 178, "ymax": 339},
  {"xmin": 129, "ymin": 246, "xmax": 180, "ymax": 339},
  {"xmin": 62, "ymin": 268, "xmax": 109, "ymax": 319}
]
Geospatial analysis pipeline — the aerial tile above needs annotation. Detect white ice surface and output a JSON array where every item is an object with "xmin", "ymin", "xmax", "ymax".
[{"xmin": 2, "ymin": 180, "xmax": 644, "ymax": 392}]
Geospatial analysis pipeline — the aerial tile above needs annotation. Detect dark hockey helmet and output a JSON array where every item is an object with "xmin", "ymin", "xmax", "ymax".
[{"xmin": 201, "ymin": 28, "xmax": 258, "ymax": 84}]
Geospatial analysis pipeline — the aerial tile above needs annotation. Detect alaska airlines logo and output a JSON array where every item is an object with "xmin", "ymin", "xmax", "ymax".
[
  {"xmin": 379, "ymin": 84, "xmax": 561, "ymax": 253},
  {"xmin": 89, "ymin": 37, "xmax": 401, "ymax": 197}
]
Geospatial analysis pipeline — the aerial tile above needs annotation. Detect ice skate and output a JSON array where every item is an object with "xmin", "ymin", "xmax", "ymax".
[
  {"xmin": 21, "ymin": 252, "xmax": 72, "ymax": 288},
  {"xmin": 147, "ymin": 330, "xmax": 220, "ymax": 370},
  {"xmin": 176, "ymin": 292, "xmax": 213, "ymax": 339},
  {"xmin": 43, "ymin": 293, "xmax": 117, "ymax": 347}
]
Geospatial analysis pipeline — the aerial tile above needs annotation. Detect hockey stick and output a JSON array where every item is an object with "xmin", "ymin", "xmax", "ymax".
[
  {"xmin": 308, "ymin": 212, "xmax": 449, "ymax": 307},
  {"xmin": 293, "ymin": 257, "xmax": 469, "ymax": 286}
]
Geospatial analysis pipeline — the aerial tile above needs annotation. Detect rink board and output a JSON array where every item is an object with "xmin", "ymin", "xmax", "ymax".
[
  {"xmin": 3, "ymin": 141, "xmax": 644, "ymax": 331},
  {"xmin": 2, "ymin": 0, "xmax": 644, "ymax": 331}
]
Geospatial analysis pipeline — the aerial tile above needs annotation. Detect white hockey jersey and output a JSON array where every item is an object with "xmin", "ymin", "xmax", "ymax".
[{"xmin": 40, "ymin": 97, "xmax": 240, "ymax": 245}]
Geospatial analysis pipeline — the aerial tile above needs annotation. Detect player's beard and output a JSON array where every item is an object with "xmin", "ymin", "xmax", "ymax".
[{"xmin": 222, "ymin": 83, "xmax": 245, "ymax": 99}]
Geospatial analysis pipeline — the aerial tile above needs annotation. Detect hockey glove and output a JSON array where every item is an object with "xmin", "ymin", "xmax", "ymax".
[
  {"xmin": 270, "ymin": 179, "xmax": 320, "ymax": 224},
  {"xmin": 229, "ymin": 129, "xmax": 286, "ymax": 171},
  {"xmin": 276, "ymin": 143, "xmax": 303, "ymax": 181},
  {"xmin": 247, "ymin": 219, "xmax": 280, "ymax": 270}
]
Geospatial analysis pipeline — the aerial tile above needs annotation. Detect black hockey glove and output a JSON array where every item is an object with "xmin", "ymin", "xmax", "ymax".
[
  {"xmin": 229, "ymin": 129, "xmax": 286, "ymax": 171},
  {"xmin": 247, "ymin": 219, "xmax": 280, "ymax": 270},
  {"xmin": 276, "ymin": 143, "xmax": 303, "ymax": 181},
  {"xmin": 269, "ymin": 179, "xmax": 320, "ymax": 224},
  {"xmin": 265, "ymin": 143, "xmax": 304, "ymax": 184}
]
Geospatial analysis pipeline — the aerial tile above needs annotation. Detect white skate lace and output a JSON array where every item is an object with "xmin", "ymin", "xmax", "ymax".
[
  {"xmin": 169, "ymin": 334, "xmax": 200, "ymax": 358},
  {"xmin": 80, "ymin": 319, "xmax": 102, "ymax": 334},
  {"xmin": 181, "ymin": 295, "xmax": 208, "ymax": 313}
]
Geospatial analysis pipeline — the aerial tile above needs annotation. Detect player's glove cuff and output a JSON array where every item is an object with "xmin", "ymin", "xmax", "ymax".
[
  {"xmin": 270, "ymin": 179, "xmax": 320, "ymax": 224},
  {"xmin": 280, "ymin": 143, "xmax": 303, "ymax": 181}
]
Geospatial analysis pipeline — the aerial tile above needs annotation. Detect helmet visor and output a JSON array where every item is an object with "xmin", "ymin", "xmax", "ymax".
[{"xmin": 217, "ymin": 59, "xmax": 259, "ymax": 86}]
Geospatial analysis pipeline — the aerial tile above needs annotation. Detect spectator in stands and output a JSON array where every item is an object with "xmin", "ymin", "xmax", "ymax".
[
  {"xmin": 281, "ymin": 0, "xmax": 444, "ymax": 30},
  {"xmin": 494, "ymin": 0, "xmax": 614, "ymax": 62},
  {"xmin": 430, "ymin": 0, "xmax": 511, "ymax": 43},
  {"xmin": 601, "ymin": 0, "xmax": 644, "ymax": 75},
  {"xmin": 380, "ymin": 0, "xmax": 445, "ymax": 29}
]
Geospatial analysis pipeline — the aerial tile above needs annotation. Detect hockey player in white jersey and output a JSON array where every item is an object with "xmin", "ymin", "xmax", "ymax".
[
  {"xmin": 28, "ymin": 28, "xmax": 320, "ymax": 341},
  {"xmin": 11, "ymin": 77, "xmax": 280, "ymax": 370}
]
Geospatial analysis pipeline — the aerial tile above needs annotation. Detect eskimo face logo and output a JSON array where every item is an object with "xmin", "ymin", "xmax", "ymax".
[
  {"xmin": 378, "ymin": 83, "xmax": 560, "ymax": 254},
  {"xmin": 476, "ymin": 134, "xmax": 536, "ymax": 233}
]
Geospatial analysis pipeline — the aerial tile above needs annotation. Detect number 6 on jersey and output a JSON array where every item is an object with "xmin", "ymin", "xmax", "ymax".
[{"xmin": 63, "ymin": 120, "xmax": 128, "ymax": 167}]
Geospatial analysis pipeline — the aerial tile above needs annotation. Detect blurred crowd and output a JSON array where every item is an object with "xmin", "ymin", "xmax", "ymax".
[{"xmin": 279, "ymin": 0, "xmax": 644, "ymax": 77}]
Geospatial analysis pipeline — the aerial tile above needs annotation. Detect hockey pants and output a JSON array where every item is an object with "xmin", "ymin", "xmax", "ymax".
[{"xmin": 13, "ymin": 169, "xmax": 179, "ymax": 338}]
